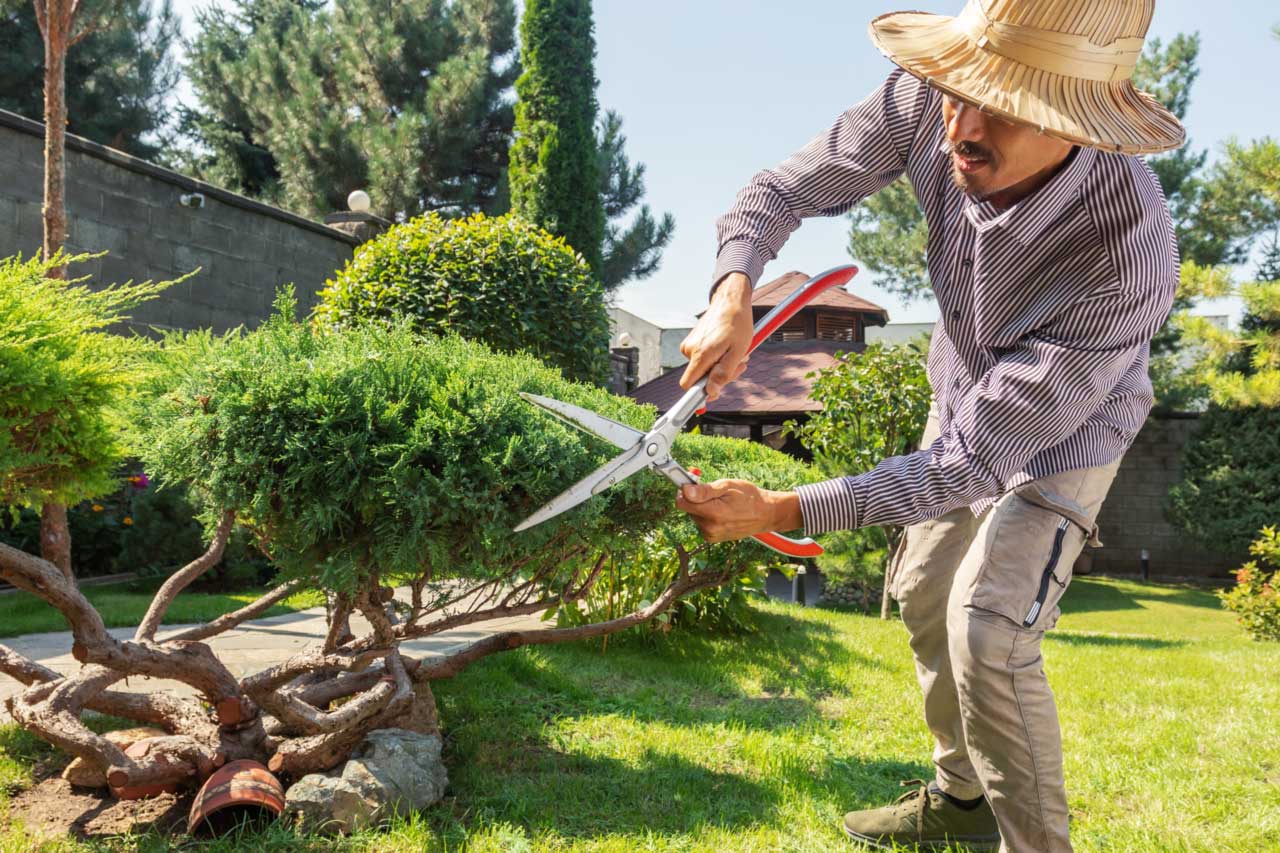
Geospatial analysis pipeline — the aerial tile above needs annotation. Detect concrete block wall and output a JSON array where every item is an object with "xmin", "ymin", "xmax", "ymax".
[
  {"xmin": 1091, "ymin": 414, "xmax": 1238, "ymax": 579},
  {"xmin": 0, "ymin": 109, "xmax": 358, "ymax": 335}
]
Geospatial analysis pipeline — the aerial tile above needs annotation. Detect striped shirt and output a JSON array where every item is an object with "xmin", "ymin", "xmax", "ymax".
[{"xmin": 711, "ymin": 69, "xmax": 1178, "ymax": 534}]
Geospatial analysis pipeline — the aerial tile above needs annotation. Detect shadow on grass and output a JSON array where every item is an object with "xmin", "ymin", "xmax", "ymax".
[
  {"xmin": 423, "ymin": 606, "xmax": 924, "ymax": 843},
  {"xmin": 1059, "ymin": 577, "xmax": 1223, "ymax": 617},
  {"xmin": 1046, "ymin": 631, "xmax": 1186, "ymax": 650}
]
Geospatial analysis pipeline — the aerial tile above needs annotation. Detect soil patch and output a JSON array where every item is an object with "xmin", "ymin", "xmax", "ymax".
[{"xmin": 7, "ymin": 774, "xmax": 191, "ymax": 840}]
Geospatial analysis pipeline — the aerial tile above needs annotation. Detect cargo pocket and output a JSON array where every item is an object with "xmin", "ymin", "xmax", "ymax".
[{"xmin": 966, "ymin": 482, "xmax": 1099, "ymax": 631}]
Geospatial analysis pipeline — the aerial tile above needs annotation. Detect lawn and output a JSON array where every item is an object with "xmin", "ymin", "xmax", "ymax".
[
  {"xmin": 1, "ymin": 576, "xmax": 1277, "ymax": 851},
  {"xmin": 0, "ymin": 576, "xmax": 324, "ymax": 639}
]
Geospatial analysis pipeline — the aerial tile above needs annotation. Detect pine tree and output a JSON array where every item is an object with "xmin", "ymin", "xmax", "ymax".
[
  {"xmin": 508, "ymin": 0, "xmax": 605, "ymax": 276},
  {"xmin": 181, "ymin": 0, "xmax": 518, "ymax": 219},
  {"xmin": 596, "ymin": 110, "xmax": 674, "ymax": 291},
  {"xmin": 0, "ymin": 0, "xmax": 179, "ymax": 161}
]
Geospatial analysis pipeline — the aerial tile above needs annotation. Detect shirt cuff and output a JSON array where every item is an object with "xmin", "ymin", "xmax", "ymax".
[
  {"xmin": 710, "ymin": 240, "xmax": 765, "ymax": 299},
  {"xmin": 795, "ymin": 477, "xmax": 860, "ymax": 535}
]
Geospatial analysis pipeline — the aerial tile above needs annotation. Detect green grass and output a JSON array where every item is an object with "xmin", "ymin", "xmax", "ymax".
[
  {"xmin": 1, "ymin": 576, "xmax": 1277, "ymax": 851},
  {"xmin": 0, "ymin": 577, "xmax": 324, "ymax": 639}
]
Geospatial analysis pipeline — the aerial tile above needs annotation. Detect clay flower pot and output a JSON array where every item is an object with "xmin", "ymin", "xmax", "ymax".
[{"xmin": 188, "ymin": 760, "xmax": 285, "ymax": 835}]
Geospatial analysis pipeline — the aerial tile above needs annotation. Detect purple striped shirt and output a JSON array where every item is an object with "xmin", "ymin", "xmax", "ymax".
[{"xmin": 711, "ymin": 70, "xmax": 1178, "ymax": 534}]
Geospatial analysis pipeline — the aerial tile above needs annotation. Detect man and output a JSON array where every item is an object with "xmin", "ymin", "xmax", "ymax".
[{"xmin": 674, "ymin": 1, "xmax": 1182, "ymax": 850}]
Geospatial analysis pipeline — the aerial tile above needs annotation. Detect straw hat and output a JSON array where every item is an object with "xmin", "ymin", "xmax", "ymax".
[{"xmin": 868, "ymin": 0, "xmax": 1185, "ymax": 154}]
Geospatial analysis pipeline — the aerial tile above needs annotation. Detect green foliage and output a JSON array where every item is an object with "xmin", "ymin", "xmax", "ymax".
[
  {"xmin": 846, "ymin": 177, "xmax": 931, "ymax": 301},
  {"xmin": 596, "ymin": 110, "xmax": 675, "ymax": 291},
  {"xmin": 0, "ymin": 253, "xmax": 175, "ymax": 512},
  {"xmin": 508, "ymin": 0, "xmax": 605, "ymax": 275},
  {"xmin": 316, "ymin": 213, "xmax": 610, "ymax": 385},
  {"xmin": 553, "ymin": 435, "xmax": 823, "ymax": 637},
  {"xmin": 814, "ymin": 527, "xmax": 889, "ymax": 606},
  {"xmin": 786, "ymin": 343, "xmax": 930, "ymax": 595},
  {"xmin": 0, "ymin": 0, "xmax": 179, "ymax": 160},
  {"xmin": 1168, "ymin": 406, "xmax": 1280, "ymax": 556},
  {"xmin": 1175, "ymin": 260, "xmax": 1280, "ymax": 408},
  {"xmin": 785, "ymin": 342, "xmax": 931, "ymax": 477},
  {"xmin": 1219, "ymin": 527, "xmax": 1280, "ymax": 642},
  {"xmin": 180, "ymin": 0, "xmax": 517, "ymax": 218},
  {"xmin": 135, "ymin": 299, "xmax": 801, "ymax": 595}
]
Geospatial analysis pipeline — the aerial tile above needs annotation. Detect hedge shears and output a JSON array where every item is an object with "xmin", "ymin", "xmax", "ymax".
[{"xmin": 514, "ymin": 265, "xmax": 859, "ymax": 558}]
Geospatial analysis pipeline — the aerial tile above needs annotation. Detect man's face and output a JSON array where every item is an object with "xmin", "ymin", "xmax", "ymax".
[{"xmin": 942, "ymin": 94, "xmax": 1074, "ymax": 206}]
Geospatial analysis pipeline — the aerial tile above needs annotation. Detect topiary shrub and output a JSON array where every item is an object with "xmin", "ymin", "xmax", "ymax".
[
  {"xmin": 0, "ymin": 291, "xmax": 824, "ymax": 792},
  {"xmin": 1167, "ymin": 406, "xmax": 1280, "ymax": 557},
  {"xmin": 1220, "ymin": 526, "xmax": 1280, "ymax": 642},
  {"xmin": 314, "ymin": 212, "xmax": 610, "ymax": 385}
]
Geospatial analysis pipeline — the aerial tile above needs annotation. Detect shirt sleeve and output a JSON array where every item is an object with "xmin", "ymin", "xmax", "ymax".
[
  {"xmin": 794, "ymin": 286, "xmax": 1176, "ymax": 534},
  {"xmin": 710, "ymin": 69, "xmax": 931, "ymax": 297}
]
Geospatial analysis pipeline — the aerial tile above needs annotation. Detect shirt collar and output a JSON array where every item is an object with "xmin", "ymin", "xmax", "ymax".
[{"xmin": 937, "ymin": 138, "xmax": 1097, "ymax": 245}]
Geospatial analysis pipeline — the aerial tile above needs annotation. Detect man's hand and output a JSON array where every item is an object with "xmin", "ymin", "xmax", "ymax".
[
  {"xmin": 679, "ymin": 273, "xmax": 754, "ymax": 402},
  {"xmin": 675, "ymin": 479, "xmax": 804, "ymax": 543}
]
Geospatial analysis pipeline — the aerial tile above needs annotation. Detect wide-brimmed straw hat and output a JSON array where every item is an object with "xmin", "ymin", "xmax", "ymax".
[{"xmin": 868, "ymin": 0, "xmax": 1185, "ymax": 154}]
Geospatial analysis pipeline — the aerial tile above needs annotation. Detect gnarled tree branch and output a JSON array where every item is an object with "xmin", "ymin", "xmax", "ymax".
[{"xmin": 135, "ymin": 510, "xmax": 236, "ymax": 642}]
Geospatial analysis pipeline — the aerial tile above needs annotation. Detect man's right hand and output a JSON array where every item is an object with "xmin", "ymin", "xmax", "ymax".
[{"xmin": 679, "ymin": 272, "xmax": 755, "ymax": 402}]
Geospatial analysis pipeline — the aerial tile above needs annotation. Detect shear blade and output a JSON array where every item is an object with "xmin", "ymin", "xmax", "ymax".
[
  {"xmin": 513, "ymin": 444, "xmax": 654, "ymax": 532},
  {"xmin": 518, "ymin": 393, "xmax": 645, "ymax": 451}
]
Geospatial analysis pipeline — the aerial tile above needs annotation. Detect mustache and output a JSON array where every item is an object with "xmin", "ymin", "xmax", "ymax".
[{"xmin": 949, "ymin": 140, "xmax": 994, "ymax": 161}]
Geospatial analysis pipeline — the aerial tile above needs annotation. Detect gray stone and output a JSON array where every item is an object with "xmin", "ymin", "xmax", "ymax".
[{"xmin": 283, "ymin": 728, "xmax": 448, "ymax": 835}]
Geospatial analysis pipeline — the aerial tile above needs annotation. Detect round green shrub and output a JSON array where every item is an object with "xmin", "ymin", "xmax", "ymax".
[
  {"xmin": 134, "ymin": 292, "xmax": 818, "ymax": 595},
  {"xmin": 315, "ymin": 213, "xmax": 610, "ymax": 385},
  {"xmin": 1167, "ymin": 406, "xmax": 1280, "ymax": 557}
]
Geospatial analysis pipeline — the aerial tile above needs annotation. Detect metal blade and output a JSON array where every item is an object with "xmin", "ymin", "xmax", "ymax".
[
  {"xmin": 518, "ymin": 393, "xmax": 646, "ymax": 452},
  {"xmin": 513, "ymin": 444, "xmax": 654, "ymax": 532}
]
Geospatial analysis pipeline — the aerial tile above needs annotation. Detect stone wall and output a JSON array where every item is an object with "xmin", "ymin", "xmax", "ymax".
[
  {"xmin": 1091, "ymin": 413, "xmax": 1238, "ymax": 579},
  {"xmin": 0, "ymin": 109, "xmax": 358, "ymax": 335}
]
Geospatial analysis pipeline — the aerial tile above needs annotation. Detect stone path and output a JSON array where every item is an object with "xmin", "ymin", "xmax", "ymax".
[{"xmin": 0, "ymin": 594, "xmax": 546, "ymax": 723}]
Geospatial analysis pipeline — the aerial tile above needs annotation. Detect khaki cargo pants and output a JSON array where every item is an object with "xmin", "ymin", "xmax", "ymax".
[{"xmin": 890, "ymin": 410, "xmax": 1120, "ymax": 852}]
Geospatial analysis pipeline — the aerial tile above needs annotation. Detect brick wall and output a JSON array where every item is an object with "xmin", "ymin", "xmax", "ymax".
[
  {"xmin": 1091, "ymin": 413, "xmax": 1239, "ymax": 579},
  {"xmin": 0, "ymin": 109, "xmax": 358, "ymax": 335}
]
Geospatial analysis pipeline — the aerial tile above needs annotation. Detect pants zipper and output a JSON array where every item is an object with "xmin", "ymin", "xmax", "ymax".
[{"xmin": 1023, "ymin": 518, "xmax": 1069, "ymax": 628}]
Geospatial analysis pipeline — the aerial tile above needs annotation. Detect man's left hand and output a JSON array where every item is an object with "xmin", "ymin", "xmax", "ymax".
[{"xmin": 675, "ymin": 479, "xmax": 804, "ymax": 543}]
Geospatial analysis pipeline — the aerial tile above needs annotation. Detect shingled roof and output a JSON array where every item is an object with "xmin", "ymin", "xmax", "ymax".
[
  {"xmin": 698, "ymin": 270, "xmax": 890, "ymax": 325},
  {"xmin": 630, "ymin": 340, "xmax": 863, "ymax": 416}
]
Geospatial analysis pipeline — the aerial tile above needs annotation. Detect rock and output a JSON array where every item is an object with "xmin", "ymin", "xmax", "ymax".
[
  {"xmin": 62, "ymin": 727, "xmax": 167, "ymax": 789},
  {"xmin": 283, "ymin": 728, "xmax": 448, "ymax": 834}
]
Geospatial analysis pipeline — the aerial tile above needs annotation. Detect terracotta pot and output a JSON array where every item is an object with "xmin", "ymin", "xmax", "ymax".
[{"xmin": 187, "ymin": 760, "xmax": 286, "ymax": 835}]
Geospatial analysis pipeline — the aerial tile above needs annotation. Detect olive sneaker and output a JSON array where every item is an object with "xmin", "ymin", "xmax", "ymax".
[{"xmin": 843, "ymin": 779, "xmax": 1001, "ymax": 851}]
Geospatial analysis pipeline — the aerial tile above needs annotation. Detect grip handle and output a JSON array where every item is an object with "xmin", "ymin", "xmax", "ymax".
[
  {"xmin": 746, "ymin": 265, "xmax": 859, "ymax": 355},
  {"xmin": 693, "ymin": 265, "xmax": 858, "ymax": 417},
  {"xmin": 752, "ymin": 531, "xmax": 824, "ymax": 558}
]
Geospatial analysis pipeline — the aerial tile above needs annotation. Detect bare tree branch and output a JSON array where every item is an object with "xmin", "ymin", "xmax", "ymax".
[{"xmin": 164, "ymin": 579, "xmax": 303, "ymax": 643}]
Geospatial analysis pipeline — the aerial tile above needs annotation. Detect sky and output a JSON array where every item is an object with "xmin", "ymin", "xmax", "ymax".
[{"xmin": 169, "ymin": 0, "xmax": 1277, "ymax": 329}]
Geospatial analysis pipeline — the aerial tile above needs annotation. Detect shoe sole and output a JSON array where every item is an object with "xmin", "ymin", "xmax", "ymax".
[{"xmin": 844, "ymin": 826, "xmax": 1001, "ymax": 851}]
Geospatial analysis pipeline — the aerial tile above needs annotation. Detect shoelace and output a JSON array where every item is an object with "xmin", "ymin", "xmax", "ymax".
[{"xmin": 895, "ymin": 778, "xmax": 932, "ymax": 837}]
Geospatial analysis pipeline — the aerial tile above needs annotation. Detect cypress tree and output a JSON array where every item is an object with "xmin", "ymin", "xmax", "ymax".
[{"xmin": 508, "ymin": 0, "xmax": 605, "ymax": 276}]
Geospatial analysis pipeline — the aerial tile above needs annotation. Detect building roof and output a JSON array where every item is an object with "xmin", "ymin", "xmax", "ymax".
[
  {"xmin": 699, "ymin": 271, "xmax": 891, "ymax": 325},
  {"xmin": 630, "ymin": 340, "xmax": 862, "ymax": 416}
]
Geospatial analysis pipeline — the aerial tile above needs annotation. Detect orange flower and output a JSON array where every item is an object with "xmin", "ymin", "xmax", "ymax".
[
  {"xmin": 92, "ymin": 504, "xmax": 104, "ymax": 512},
  {"xmin": 122, "ymin": 517, "xmax": 134, "ymax": 526}
]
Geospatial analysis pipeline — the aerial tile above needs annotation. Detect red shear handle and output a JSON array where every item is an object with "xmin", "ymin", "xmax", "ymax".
[
  {"xmin": 747, "ymin": 265, "xmax": 858, "ymax": 354},
  {"xmin": 695, "ymin": 265, "xmax": 859, "ymax": 417},
  {"xmin": 752, "ymin": 531, "xmax": 824, "ymax": 559}
]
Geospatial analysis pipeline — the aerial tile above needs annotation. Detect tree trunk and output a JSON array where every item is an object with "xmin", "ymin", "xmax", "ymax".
[
  {"xmin": 40, "ymin": 502, "xmax": 73, "ymax": 583},
  {"xmin": 37, "ymin": 0, "xmax": 75, "ymax": 580},
  {"xmin": 41, "ymin": 0, "xmax": 70, "ymax": 276}
]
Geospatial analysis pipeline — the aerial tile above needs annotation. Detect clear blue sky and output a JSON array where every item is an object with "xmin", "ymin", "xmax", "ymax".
[{"xmin": 172, "ymin": 1, "xmax": 1277, "ymax": 328}]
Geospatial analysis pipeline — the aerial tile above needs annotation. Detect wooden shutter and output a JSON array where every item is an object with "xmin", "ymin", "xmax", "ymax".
[{"xmin": 817, "ymin": 313, "xmax": 854, "ymax": 342}]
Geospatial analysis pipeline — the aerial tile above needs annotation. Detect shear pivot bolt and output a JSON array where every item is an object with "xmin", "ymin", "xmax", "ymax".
[{"xmin": 646, "ymin": 443, "xmax": 659, "ymax": 457}]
